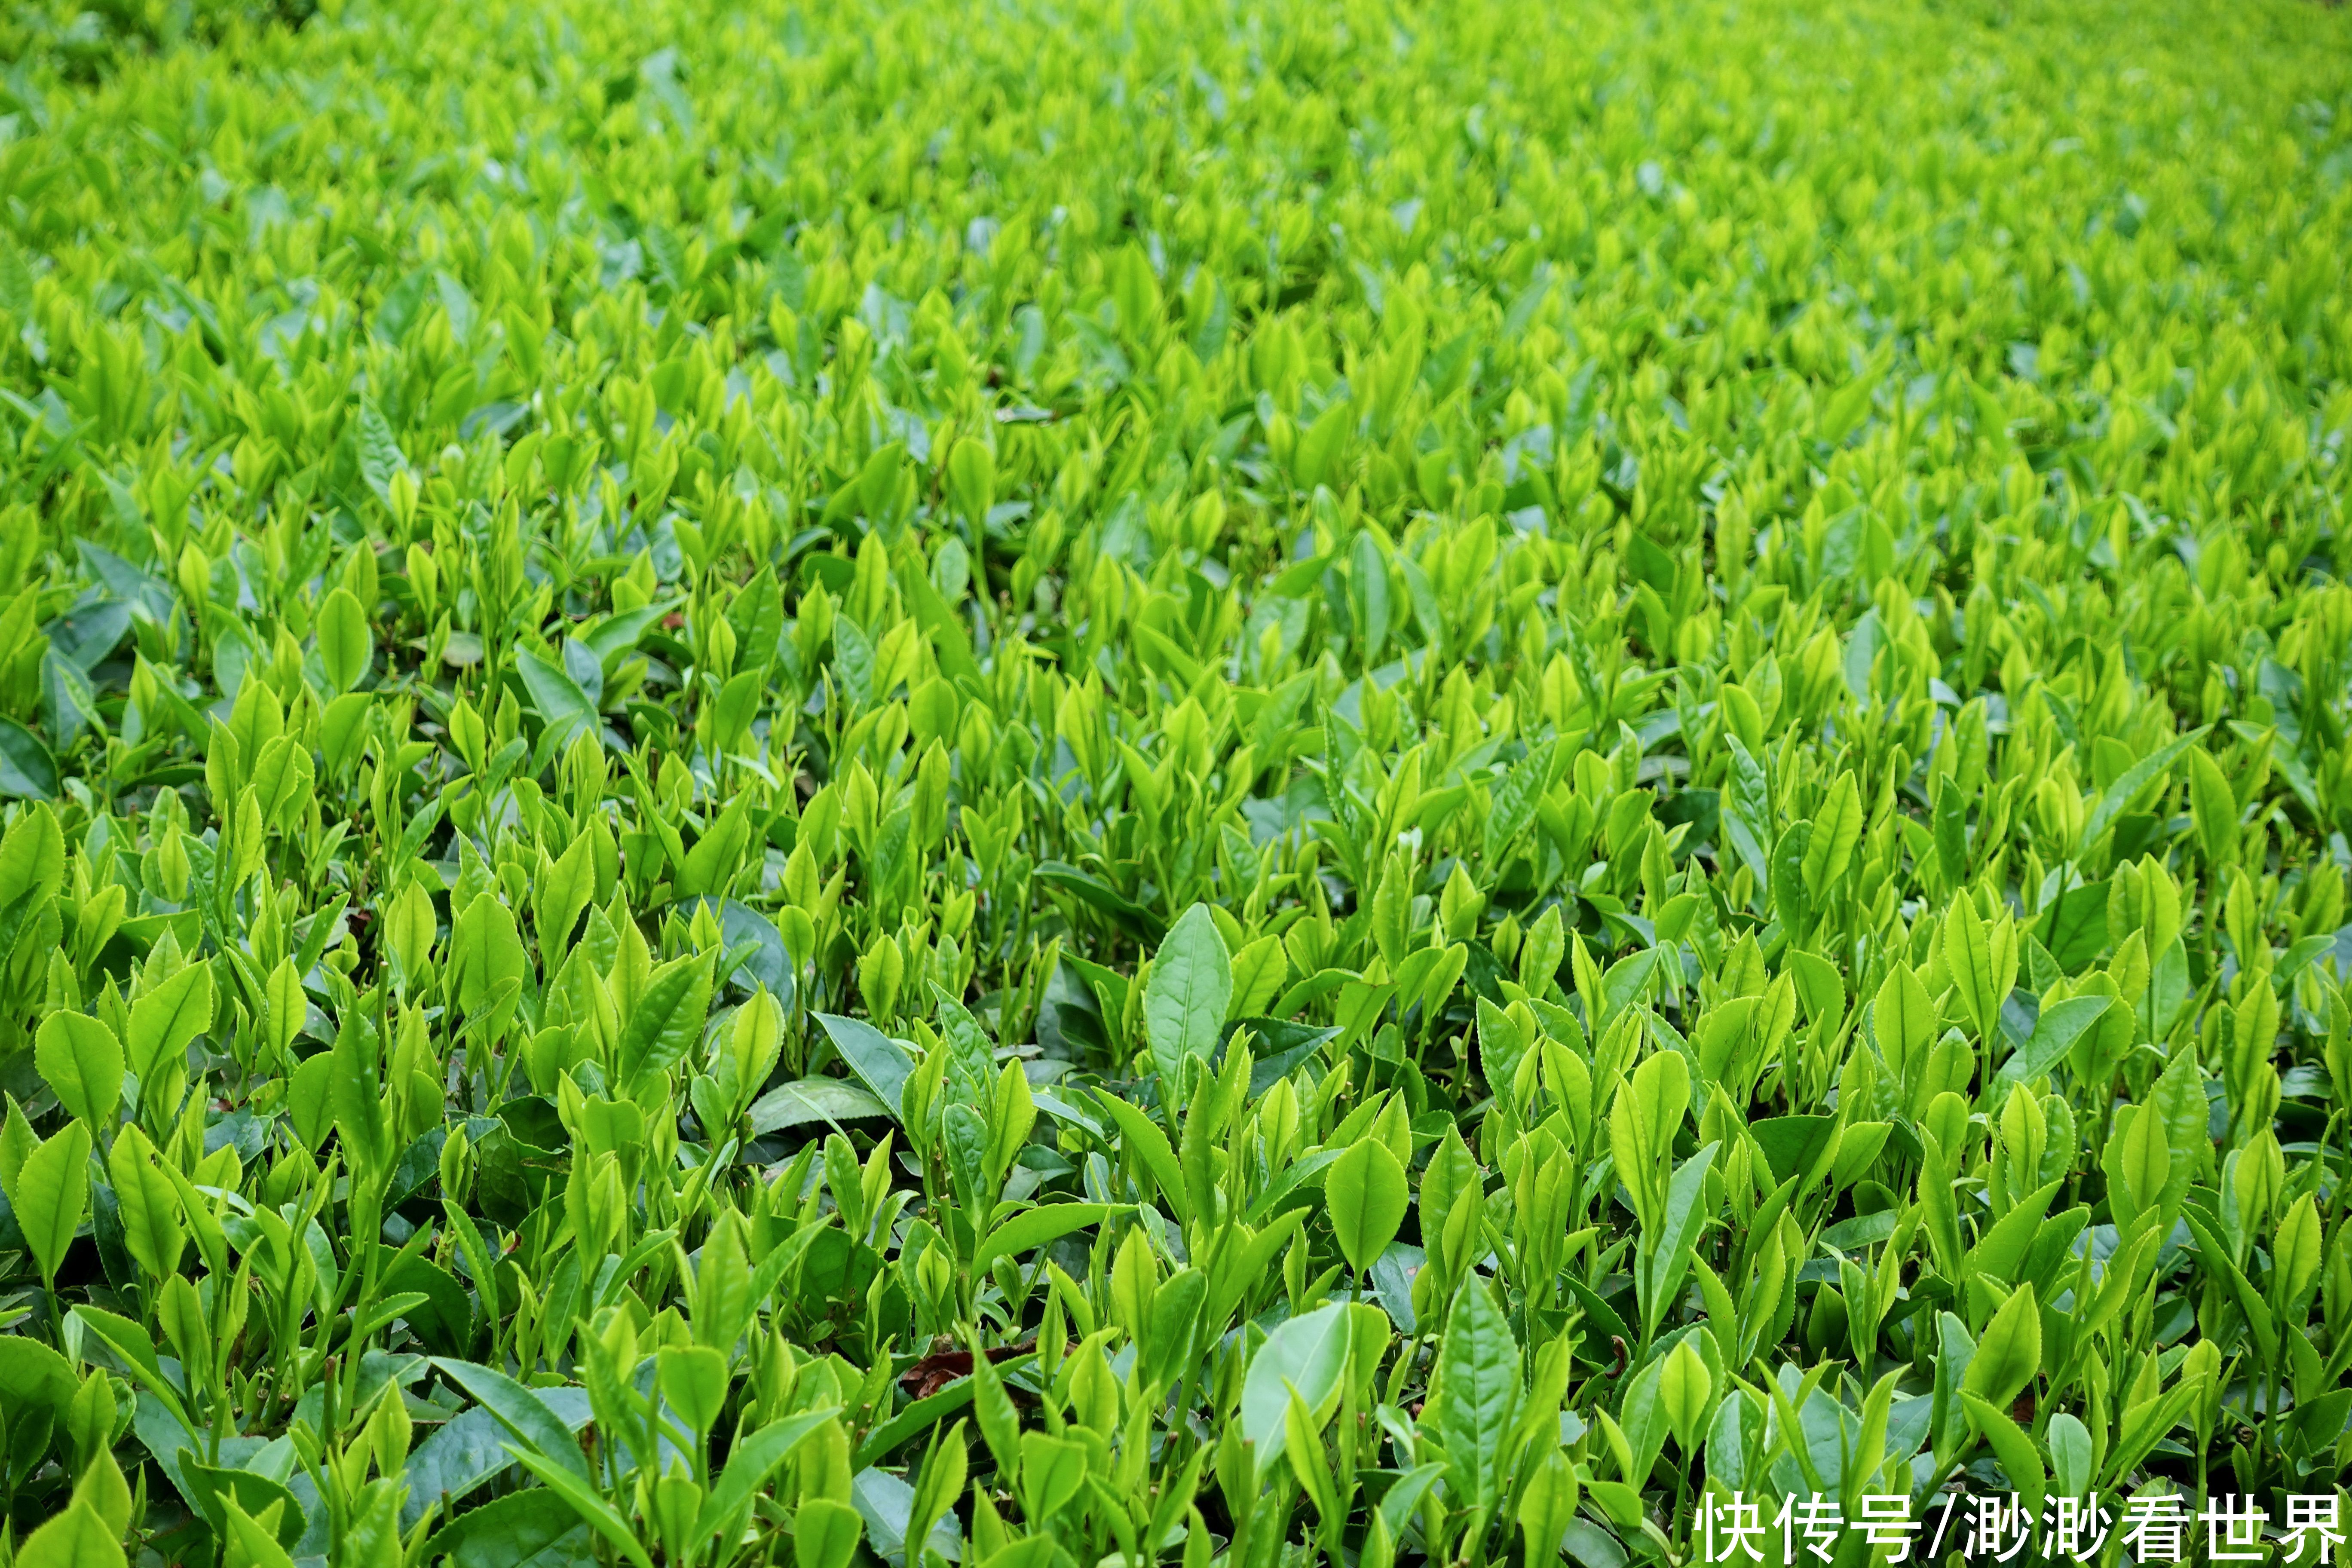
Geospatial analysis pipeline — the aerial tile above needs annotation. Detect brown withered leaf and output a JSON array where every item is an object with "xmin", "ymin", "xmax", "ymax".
[{"xmin": 897, "ymin": 1339, "xmax": 1075, "ymax": 1403}]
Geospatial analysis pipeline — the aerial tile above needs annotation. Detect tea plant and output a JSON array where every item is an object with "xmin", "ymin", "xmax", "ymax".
[{"xmin": 0, "ymin": 0, "xmax": 2349, "ymax": 1563}]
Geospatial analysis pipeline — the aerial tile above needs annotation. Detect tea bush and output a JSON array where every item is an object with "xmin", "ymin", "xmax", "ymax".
[{"xmin": 1, "ymin": 0, "xmax": 2350, "ymax": 1562}]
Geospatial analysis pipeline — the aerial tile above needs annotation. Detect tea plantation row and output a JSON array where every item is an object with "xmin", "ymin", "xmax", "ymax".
[{"xmin": 0, "ymin": 0, "xmax": 2349, "ymax": 1564}]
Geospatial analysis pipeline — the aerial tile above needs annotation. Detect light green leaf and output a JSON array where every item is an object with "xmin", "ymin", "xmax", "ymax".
[
  {"xmin": 1326, "ymin": 1137, "xmax": 1409, "ymax": 1275},
  {"xmin": 452, "ymin": 892, "xmax": 528, "ymax": 1023},
  {"xmin": 973, "ymin": 1202, "xmax": 1128, "ymax": 1277},
  {"xmin": 2078, "ymin": 726, "xmax": 2210, "ymax": 849},
  {"xmin": 35, "ymin": 1011, "xmax": 121, "ymax": 1129},
  {"xmin": 795, "ymin": 1499, "xmax": 865, "ymax": 1568},
  {"xmin": 14, "ymin": 1500, "xmax": 126, "ymax": 1568},
  {"xmin": 746, "ymin": 1077, "xmax": 893, "ymax": 1135},
  {"xmin": 1642, "ymin": 1142, "xmax": 1718, "ymax": 1338},
  {"xmin": 533, "ymin": 833, "xmax": 597, "ymax": 956},
  {"xmin": 126, "ymin": 962, "xmax": 213, "ymax": 1085},
  {"xmin": 616, "ymin": 951, "xmax": 714, "ymax": 1087},
  {"xmin": 1800, "ymin": 770, "xmax": 1860, "ymax": 896},
  {"xmin": 2046, "ymin": 1411, "xmax": 2092, "ymax": 1496},
  {"xmin": 9, "ymin": 1121, "xmax": 89, "ymax": 1285},
  {"xmin": 1960, "ymin": 1282, "xmax": 2040, "ymax": 1410},
  {"xmin": 1240, "ymin": 1301, "xmax": 1349, "ymax": 1476},
  {"xmin": 1961, "ymin": 1392, "xmax": 2046, "ymax": 1519},
  {"xmin": 1433, "ymin": 1277, "xmax": 1521, "ymax": 1509},
  {"xmin": 695, "ymin": 1407, "xmax": 841, "ymax": 1540},
  {"xmin": 317, "ymin": 588, "xmax": 373, "ymax": 694},
  {"xmin": 1996, "ymin": 995, "xmax": 2110, "ymax": 1085},
  {"xmin": 1144, "ymin": 903, "xmax": 1231, "ymax": 1090}
]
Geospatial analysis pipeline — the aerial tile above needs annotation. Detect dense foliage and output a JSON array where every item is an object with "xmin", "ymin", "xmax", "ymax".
[{"xmin": 1, "ymin": 0, "xmax": 2350, "ymax": 1562}]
